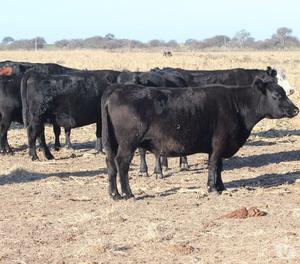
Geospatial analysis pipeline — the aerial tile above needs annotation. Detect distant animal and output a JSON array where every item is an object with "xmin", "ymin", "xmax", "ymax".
[
  {"xmin": 0, "ymin": 61, "xmax": 74, "ymax": 155},
  {"xmin": 101, "ymin": 78, "xmax": 298, "ymax": 199},
  {"xmin": 163, "ymin": 51, "xmax": 173, "ymax": 57},
  {"xmin": 21, "ymin": 69, "xmax": 120, "ymax": 160}
]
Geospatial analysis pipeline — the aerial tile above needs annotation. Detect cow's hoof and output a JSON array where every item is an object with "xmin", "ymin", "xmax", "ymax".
[
  {"xmin": 180, "ymin": 163, "xmax": 190, "ymax": 171},
  {"xmin": 0, "ymin": 149, "xmax": 13, "ymax": 155},
  {"xmin": 54, "ymin": 146, "xmax": 60, "ymax": 151},
  {"xmin": 162, "ymin": 166, "xmax": 169, "ymax": 172},
  {"xmin": 207, "ymin": 186, "xmax": 222, "ymax": 195},
  {"xmin": 110, "ymin": 193, "xmax": 122, "ymax": 200},
  {"xmin": 96, "ymin": 150, "xmax": 106, "ymax": 155},
  {"xmin": 95, "ymin": 141, "xmax": 102, "ymax": 153},
  {"xmin": 155, "ymin": 173, "xmax": 164, "ymax": 179},
  {"xmin": 45, "ymin": 153, "xmax": 55, "ymax": 160},
  {"xmin": 5, "ymin": 146, "xmax": 14, "ymax": 155},
  {"xmin": 139, "ymin": 171, "xmax": 149, "ymax": 177},
  {"xmin": 122, "ymin": 193, "xmax": 135, "ymax": 200},
  {"xmin": 95, "ymin": 148, "xmax": 102, "ymax": 153},
  {"xmin": 216, "ymin": 185, "xmax": 226, "ymax": 192},
  {"xmin": 66, "ymin": 145, "xmax": 74, "ymax": 150},
  {"xmin": 31, "ymin": 156, "xmax": 39, "ymax": 161}
]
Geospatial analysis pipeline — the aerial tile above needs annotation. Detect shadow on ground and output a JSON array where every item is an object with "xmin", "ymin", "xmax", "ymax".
[
  {"xmin": 252, "ymin": 129, "xmax": 300, "ymax": 138},
  {"xmin": 11, "ymin": 141, "xmax": 97, "ymax": 153},
  {"xmin": 2, "ymin": 148, "xmax": 300, "ymax": 194},
  {"xmin": 245, "ymin": 140, "xmax": 276, "ymax": 147},
  {"xmin": 224, "ymin": 150, "xmax": 300, "ymax": 170},
  {"xmin": 0, "ymin": 168, "xmax": 106, "ymax": 186},
  {"xmin": 226, "ymin": 171, "xmax": 300, "ymax": 189}
]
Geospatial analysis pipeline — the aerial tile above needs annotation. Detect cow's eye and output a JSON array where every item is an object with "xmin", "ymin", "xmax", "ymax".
[{"xmin": 272, "ymin": 93, "xmax": 282, "ymax": 100}]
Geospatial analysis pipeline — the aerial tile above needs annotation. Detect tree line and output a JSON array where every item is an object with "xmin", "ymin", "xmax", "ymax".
[{"xmin": 1, "ymin": 28, "xmax": 299, "ymax": 50}]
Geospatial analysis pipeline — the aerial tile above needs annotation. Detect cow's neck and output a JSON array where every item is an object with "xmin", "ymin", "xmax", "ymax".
[{"xmin": 233, "ymin": 88, "xmax": 265, "ymax": 132}]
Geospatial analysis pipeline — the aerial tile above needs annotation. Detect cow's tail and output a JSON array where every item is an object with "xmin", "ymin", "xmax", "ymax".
[
  {"xmin": 21, "ymin": 69, "xmax": 35, "ymax": 127},
  {"xmin": 101, "ymin": 94, "xmax": 117, "ymax": 156}
]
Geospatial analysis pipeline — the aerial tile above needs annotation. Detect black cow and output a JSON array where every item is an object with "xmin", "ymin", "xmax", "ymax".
[
  {"xmin": 117, "ymin": 69, "xmax": 186, "ymax": 87},
  {"xmin": 101, "ymin": 78, "xmax": 298, "ymax": 199},
  {"xmin": 117, "ymin": 69, "xmax": 189, "ymax": 177},
  {"xmin": 20, "ymin": 67, "xmax": 177, "ymax": 160},
  {"xmin": 133, "ymin": 66, "xmax": 295, "ymax": 178},
  {"xmin": 157, "ymin": 66, "xmax": 294, "ymax": 95},
  {"xmin": 0, "ymin": 61, "xmax": 74, "ymax": 154},
  {"xmin": 21, "ymin": 69, "xmax": 120, "ymax": 160}
]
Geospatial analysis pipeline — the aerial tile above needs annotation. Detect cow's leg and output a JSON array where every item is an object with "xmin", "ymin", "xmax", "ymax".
[
  {"xmin": 0, "ymin": 114, "xmax": 13, "ymax": 154},
  {"xmin": 38, "ymin": 127, "xmax": 54, "ymax": 160},
  {"xmin": 95, "ymin": 121, "xmax": 103, "ymax": 153},
  {"xmin": 4, "ymin": 131, "xmax": 13, "ymax": 154},
  {"xmin": 36, "ymin": 136, "xmax": 42, "ymax": 151},
  {"xmin": 216, "ymin": 159, "xmax": 226, "ymax": 192},
  {"xmin": 161, "ymin": 156, "xmax": 169, "ymax": 170},
  {"xmin": 115, "ymin": 147, "xmax": 135, "ymax": 199},
  {"xmin": 53, "ymin": 124, "xmax": 61, "ymax": 151},
  {"xmin": 64, "ymin": 128, "xmax": 72, "ymax": 149},
  {"xmin": 207, "ymin": 131, "xmax": 227, "ymax": 193},
  {"xmin": 106, "ymin": 148, "xmax": 121, "ymax": 200},
  {"xmin": 138, "ymin": 148, "xmax": 149, "ymax": 177},
  {"xmin": 179, "ymin": 156, "xmax": 189, "ymax": 170},
  {"xmin": 207, "ymin": 153, "xmax": 223, "ymax": 193},
  {"xmin": 27, "ymin": 122, "xmax": 42, "ymax": 161},
  {"xmin": 154, "ymin": 154, "xmax": 163, "ymax": 179}
]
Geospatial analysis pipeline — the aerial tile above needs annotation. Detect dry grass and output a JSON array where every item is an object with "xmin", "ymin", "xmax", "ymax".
[
  {"xmin": 1, "ymin": 49, "xmax": 300, "ymax": 97},
  {"xmin": 0, "ymin": 49, "xmax": 299, "ymax": 76}
]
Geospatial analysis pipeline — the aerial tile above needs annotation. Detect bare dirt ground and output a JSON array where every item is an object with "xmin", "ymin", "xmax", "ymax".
[{"xmin": 0, "ymin": 51, "xmax": 300, "ymax": 263}]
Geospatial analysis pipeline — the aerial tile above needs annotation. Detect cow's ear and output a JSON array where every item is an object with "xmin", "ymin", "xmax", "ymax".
[
  {"xmin": 271, "ymin": 69, "xmax": 277, "ymax": 78},
  {"xmin": 266, "ymin": 66, "xmax": 277, "ymax": 78},
  {"xmin": 253, "ymin": 77, "xmax": 267, "ymax": 95}
]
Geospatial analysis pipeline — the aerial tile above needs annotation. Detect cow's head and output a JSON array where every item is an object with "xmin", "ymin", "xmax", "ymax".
[
  {"xmin": 254, "ymin": 77, "xmax": 299, "ymax": 119},
  {"xmin": 0, "ymin": 67, "xmax": 13, "ymax": 76},
  {"xmin": 266, "ymin": 66, "xmax": 294, "ymax": 96}
]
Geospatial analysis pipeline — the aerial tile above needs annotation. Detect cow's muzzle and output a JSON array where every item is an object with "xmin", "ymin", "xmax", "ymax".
[
  {"xmin": 291, "ymin": 106, "xmax": 299, "ymax": 117},
  {"xmin": 286, "ymin": 106, "xmax": 299, "ymax": 117}
]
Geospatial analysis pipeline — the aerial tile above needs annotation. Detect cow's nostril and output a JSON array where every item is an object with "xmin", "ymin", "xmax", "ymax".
[
  {"xmin": 293, "ymin": 107, "xmax": 299, "ymax": 116},
  {"xmin": 290, "ymin": 89, "xmax": 295, "ymax": 95}
]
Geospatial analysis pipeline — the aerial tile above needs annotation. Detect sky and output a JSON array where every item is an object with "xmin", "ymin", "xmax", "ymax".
[{"xmin": 1, "ymin": 0, "xmax": 299, "ymax": 43}]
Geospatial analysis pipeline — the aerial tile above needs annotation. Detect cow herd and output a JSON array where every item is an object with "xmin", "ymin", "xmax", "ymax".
[{"xmin": 0, "ymin": 60, "xmax": 298, "ymax": 200}]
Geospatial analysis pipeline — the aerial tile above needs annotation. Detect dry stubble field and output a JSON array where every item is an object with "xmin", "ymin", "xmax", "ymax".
[{"xmin": 0, "ymin": 50, "xmax": 300, "ymax": 264}]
